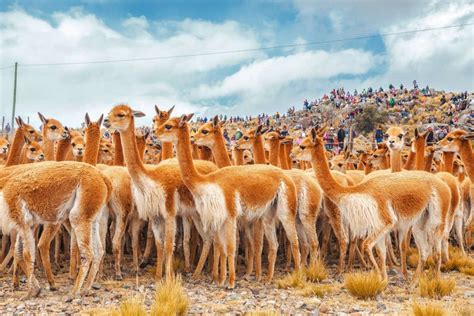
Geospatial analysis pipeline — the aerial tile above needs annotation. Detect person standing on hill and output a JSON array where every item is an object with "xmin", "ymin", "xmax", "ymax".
[{"xmin": 337, "ymin": 126, "xmax": 345, "ymax": 150}]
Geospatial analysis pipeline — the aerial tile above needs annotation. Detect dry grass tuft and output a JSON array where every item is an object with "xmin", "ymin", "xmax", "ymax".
[
  {"xmin": 297, "ymin": 283, "xmax": 332, "ymax": 297},
  {"xmin": 119, "ymin": 297, "xmax": 147, "ymax": 316},
  {"xmin": 419, "ymin": 274, "xmax": 455, "ymax": 299},
  {"xmin": 441, "ymin": 248, "xmax": 474, "ymax": 272},
  {"xmin": 150, "ymin": 276, "xmax": 189, "ymax": 316},
  {"xmin": 460, "ymin": 266, "xmax": 474, "ymax": 276},
  {"xmin": 275, "ymin": 270, "xmax": 307, "ymax": 289},
  {"xmin": 302, "ymin": 258, "xmax": 328, "ymax": 282},
  {"xmin": 412, "ymin": 301, "xmax": 446, "ymax": 316},
  {"xmin": 407, "ymin": 248, "xmax": 435, "ymax": 268},
  {"xmin": 456, "ymin": 305, "xmax": 474, "ymax": 316},
  {"xmin": 245, "ymin": 311, "xmax": 280, "ymax": 316},
  {"xmin": 344, "ymin": 271, "xmax": 387, "ymax": 300},
  {"xmin": 275, "ymin": 261, "xmax": 331, "ymax": 298}
]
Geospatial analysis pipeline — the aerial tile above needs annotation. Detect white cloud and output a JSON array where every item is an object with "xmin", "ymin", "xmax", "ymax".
[
  {"xmin": 0, "ymin": 8, "xmax": 262, "ymax": 127},
  {"xmin": 0, "ymin": 2, "xmax": 472, "ymax": 130},
  {"xmin": 195, "ymin": 49, "xmax": 376, "ymax": 99}
]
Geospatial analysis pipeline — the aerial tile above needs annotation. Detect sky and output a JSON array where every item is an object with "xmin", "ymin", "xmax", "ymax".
[{"xmin": 0, "ymin": 0, "xmax": 473, "ymax": 127}]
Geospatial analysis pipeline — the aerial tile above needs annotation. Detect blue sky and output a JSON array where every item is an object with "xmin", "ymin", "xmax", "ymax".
[{"xmin": 0, "ymin": 0, "xmax": 473, "ymax": 127}]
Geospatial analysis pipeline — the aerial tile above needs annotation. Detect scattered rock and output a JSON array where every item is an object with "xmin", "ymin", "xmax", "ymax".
[
  {"xmin": 319, "ymin": 303, "xmax": 330, "ymax": 313},
  {"xmin": 464, "ymin": 291, "xmax": 474, "ymax": 298}
]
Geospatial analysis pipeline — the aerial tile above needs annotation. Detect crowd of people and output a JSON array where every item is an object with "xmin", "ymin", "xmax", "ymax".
[{"xmin": 189, "ymin": 81, "xmax": 473, "ymax": 155}]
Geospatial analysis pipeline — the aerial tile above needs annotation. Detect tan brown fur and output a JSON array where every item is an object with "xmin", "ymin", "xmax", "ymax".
[
  {"xmin": 155, "ymin": 113, "xmax": 300, "ymax": 288},
  {"xmin": 295, "ymin": 127, "xmax": 451, "ymax": 284}
]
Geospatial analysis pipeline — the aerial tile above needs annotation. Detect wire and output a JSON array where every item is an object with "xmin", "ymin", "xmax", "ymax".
[{"xmin": 0, "ymin": 22, "xmax": 472, "ymax": 69}]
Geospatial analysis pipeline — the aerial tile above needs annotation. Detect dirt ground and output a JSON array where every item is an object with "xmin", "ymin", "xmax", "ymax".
[{"xmin": 0, "ymin": 254, "xmax": 473, "ymax": 315}]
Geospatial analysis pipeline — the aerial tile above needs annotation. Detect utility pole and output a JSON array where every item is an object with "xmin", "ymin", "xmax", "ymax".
[{"xmin": 11, "ymin": 62, "xmax": 18, "ymax": 130}]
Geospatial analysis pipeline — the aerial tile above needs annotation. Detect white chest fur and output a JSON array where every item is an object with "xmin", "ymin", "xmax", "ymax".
[{"xmin": 132, "ymin": 176, "xmax": 167, "ymax": 220}]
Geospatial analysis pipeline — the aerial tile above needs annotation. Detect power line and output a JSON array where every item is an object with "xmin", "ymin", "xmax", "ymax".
[{"xmin": 1, "ymin": 22, "xmax": 473, "ymax": 69}]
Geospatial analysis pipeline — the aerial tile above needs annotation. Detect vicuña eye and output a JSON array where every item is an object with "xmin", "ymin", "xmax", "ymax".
[
  {"xmin": 201, "ymin": 130, "xmax": 209, "ymax": 135},
  {"xmin": 398, "ymin": 134, "xmax": 403, "ymax": 139},
  {"xmin": 243, "ymin": 136, "xmax": 249, "ymax": 141},
  {"xmin": 300, "ymin": 146, "xmax": 306, "ymax": 150},
  {"xmin": 50, "ymin": 126, "xmax": 57, "ymax": 130},
  {"xmin": 164, "ymin": 125, "xmax": 172, "ymax": 130},
  {"xmin": 447, "ymin": 137, "xmax": 453, "ymax": 142},
  {"xmin": 30, "ymin": 148, "xmax": 36, "ymax": 152}
]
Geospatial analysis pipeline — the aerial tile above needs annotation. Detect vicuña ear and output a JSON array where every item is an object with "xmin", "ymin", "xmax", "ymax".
[
  {"xmin": 38, "ymin": 112, "xmax": 48, "ymax": 124},
  {"xmin": 414, "ymin": 128, "xmax": 419, "ymax": 138},
  {"xmin": 212, "ymin": 115, "xmax": 219, "ymax": 128},
  {"xmin": 133, "ymin": 110, "xmax": 146, "ymax": 118},
  {"xmin": 311, "ymin": 128, "xmax": 318, "ymax": 143},
  {"xmin": 144, "ymin": 130, "xmax": 150, "ymax": 140},
  {"xmin": 317, "ymin": 125, "xmax": 328, "ymax": 137},
  {"xmin": 179, "ymin": 113, "xmax": 194, "ymax": 128},
  {"xmin": 85, "ymin": 113, "xmax": 91, "ymax": 127},
  {"xmin": 17, "ymin": 116, "xmax": 25, "ymax": 127},
  {"xmin": 168, "ymin": 105, "xmax": 175, "ymax": 115},
  {"xmin": 460, "ymin": 133, "xmax": 474, "ymax": 140},
  {"xmin": 255, "ymin": 125, "xmax": 263, "ymax": 136},
  {"xmin": 23, "ymin": 136, "xmax": 31, "ymax": 145},
  {"xmin": 155, "ymin": 105, "xmax": 161, "ymax": 115},
  {"xmin": 219, "ymin": 120, "xmax": 226, "ymax": 127},
  {"xmin": 97, "ymin": 114, "xmax": 104, "ymax": 127}
]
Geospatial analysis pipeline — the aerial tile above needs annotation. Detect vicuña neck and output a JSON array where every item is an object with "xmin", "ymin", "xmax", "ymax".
[
  {"xmin": 415, "ymin": 140, "xmax": 425, "ymax": 171},
  {"xmin": 42, "ymin": 130, "xmax": 55, "ymax": 161},
  {"xmin": 357, "ymin": 154, "xmax": 367, "ymax": 170},
  {"xmin": 442, "ymin": 152, "xmax": 454, "ymax": 173},
  {"xmin": 404, "ymin": 151, "xmax": 416, "ymax": 170},
  {"xmin": 175, "ymin": 127, "xmax": 204, "ymax": 190},
  {"xmin": 424, "ymin": 151, "xmax": 434, "ymax": 172},
  {"xmin": 161, "ymin": 142, "xmax": 174, "ymax": 160},
  {"xmin": 364, "ymin": 162, "xmax": 373, "ymax": 175},
  {"xmin": 113, "ymin": 132, "xmax": 124, "ymax": 166},
  {"xmin": 310, "ymin": 144, "xmax": 346, "ymax": 202},
  {"xmin": 284, "ymin": 143, "xmax": 292, "ymax": 169},
  {"xmin": 210, "ymin": 132, "xmax": 232, "ymax": 168},
  {"xmin": 233, "ymin": 148, "xmax": 244, "ymax": 165},
  {"xmin": 267, "ymin": 140, "xmax": 280, "ymax": 167},
  {"xmin": 119, "ymin": 119, "xmax": 146, "ymax": 178},
  {"xmin": 199, "ymin": 146, "xmax": 213, "ymax": 161},
  {"xmin": 458, "ymin": 140, "xmax": 474, "ymax": 181},
  {"xmin": 390, "ymin": 150, "xmax": 402, "ymax": 172},
  {"xmin": 279, "ymin": 143, "xmax": 290, "ymax": 169},
  {"xmin": 56, "ymin": 138, "xmax": 71, "ymax": 162},
  {"xmin": 252, "ymin": 136, "xmax": 267, "ymax": 164},
  {"xmin": 5, "ymin": 129, "xmax": 25, "ymax": 167},
  {"xmin": 83, "ymin": 128, "xmax": 101, "ymax": 166}
]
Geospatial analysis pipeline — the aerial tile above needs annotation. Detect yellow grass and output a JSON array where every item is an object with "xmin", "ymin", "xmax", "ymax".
[
  {"xmin": 150, "ymin": 276, "xmax": 189, "ymax": 316},
  {"xmin": 344, "ymin": 271, "xmax": 387, "ymax": 300},
  {"xmin": 441, "ymin": 248, "xmax": 474, "ymax": 272},
  {"xmin": 419, "ymin": 274, "xmax": 455, "ymax": 299},
  {"xmin": 118, "ymin": 297, "xmax": 147, "ymax": 316},
  {"xmin": 245, "ymin": 311, "xmax": 280, "ymax": 316},
  {"xmin": 302, "ymin": 258, "xmax": 328, "ymax": 282},
  {"xmin": 460, "ymin": 266, "xmax": 474, "ymax": 276},
  {"xmin": 297, "ymin": 283, "xmax": 332, "ymax": 297},
  {"xmin": 275, "ymin": 270, "xmax": 307, "ymax": 289},
  {"xmin": 412, "ymin": 301, "xmax": 446, "ymax": 316},
  {"xmin": 275, "ymin": 262, "xmax": 331, "ymax": 298}
]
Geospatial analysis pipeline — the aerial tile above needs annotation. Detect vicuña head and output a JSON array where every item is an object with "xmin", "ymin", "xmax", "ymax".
[
  {"xmin": 439, "ymin": 130, "xmax": 474, "ymax": 152},
  {"xmin": 385, "ymin": 126, "xmax": 405, "ymax": 151},
  {"xmin": 194, "ymin": 115, "xmax": 225, "ymax": 149},
  {"xmin": 0, "ymin": 136, "xmax": 9, "ymax": 155},
  {"xmin": 155, "ymin": 113, "xmax": 194, "ymax": 143},
  {"xmin": 16, "ymin": 116, "xmax": 42, "ymax": 142},
  {"xmin": 236, "ymin": 125, "xmax": 266, "ymax": 149},
  {"xmin": 38, "ymin": 112, "xmax": 67, "ymax": 141},
  {"xmin": 104, "ymin": 105, "xmax": 145, "ymax": 131},
  {"xmin": 153, "ymin": 104, "xmax": 175, "ymax": 129},
  {"xmin": 24, "ymin": 137, "xmax": 45, "ymax": 162}
]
